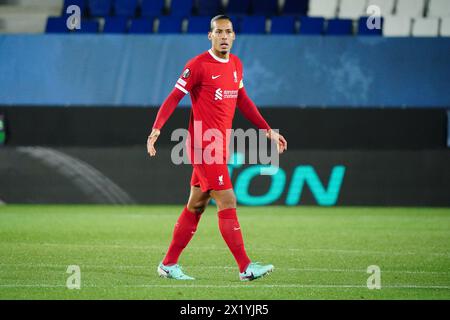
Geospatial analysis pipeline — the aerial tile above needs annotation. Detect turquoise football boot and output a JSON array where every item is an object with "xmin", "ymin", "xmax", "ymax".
[
  {"xmin": 157, "ymin": 262, "xmax": 195, "ymax": 280},
  {"xmin": 239, "ymin": 262, "xmax": 274, "ymax": 281}
]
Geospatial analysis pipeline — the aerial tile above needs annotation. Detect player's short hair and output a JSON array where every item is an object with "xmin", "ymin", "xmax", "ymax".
[{"xmin": 210, "ymin": 15, "xmax": 233, "ymax": 31}]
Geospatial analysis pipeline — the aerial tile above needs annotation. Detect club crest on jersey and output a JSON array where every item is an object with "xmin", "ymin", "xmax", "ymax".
[
  {"xmin": 233, "ymin": 71, "xmax": 238, "ymax": 83},
  {"xmin": 182, "ymin": 68, "xmax": 191, "ymax": 79}
]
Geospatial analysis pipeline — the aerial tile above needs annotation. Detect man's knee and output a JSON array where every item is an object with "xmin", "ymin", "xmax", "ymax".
[
  {"xmin": 187, "ymin": 199, "xmax": 209, "ymax": 214},
  {"xmin": 215, "ymin": 194, "xmax": 237, "ymax": 210}
]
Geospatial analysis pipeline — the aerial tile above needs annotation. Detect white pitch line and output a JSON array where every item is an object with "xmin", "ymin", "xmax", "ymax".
[
  {"xmin": 0, "ymin": 284, "xmax": 449, "ymax": 289},
  {"xmin": 0, "ymin": 263, "xmax": 449, "ymax": 275}
]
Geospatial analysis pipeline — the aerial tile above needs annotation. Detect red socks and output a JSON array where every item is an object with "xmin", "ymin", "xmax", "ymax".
[
  {"xmin": 163, "ymin": 207, "xmax": 201, "ymax": 266},
  {"xmin": 163, "ymin": 207, "xmax": 251, "ymax": 273},
  {"xmin": 218, "ymin": 208, "xmax": 251, "ymax": 273}
]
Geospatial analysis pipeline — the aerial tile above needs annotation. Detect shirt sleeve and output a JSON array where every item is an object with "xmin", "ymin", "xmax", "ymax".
[
  {"xmin": 174, "ymin": 58, "xmax": 201, "ymax": 95},
  {"xmin": 152, "ymin": 87, "xmax": 185, "ymax": 130},
  {"xmin": 237, "ymin": 87, "xmax": 271, "ymax": 131}
]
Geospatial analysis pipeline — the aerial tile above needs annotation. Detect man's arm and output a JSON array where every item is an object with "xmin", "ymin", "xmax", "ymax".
[
  {"xmin": 147, "ymin": 88, "xmax": 185, "ymax": 157},
  {"xmin": 237, "ymin": 87, "xmax": 271, "ymax": 131},
  {"xmin": 237, "ymin": 87, "xmax": 287, "ymax": 153}
]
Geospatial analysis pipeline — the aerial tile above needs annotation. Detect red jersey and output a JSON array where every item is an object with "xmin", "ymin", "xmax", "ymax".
[
  {"xmin": 152, "ymin": 49, "xmax": 270, "ymax": 166},
  {"xmin": 175, "ymin": 49, "xmax": 243, "ymax": 153}
]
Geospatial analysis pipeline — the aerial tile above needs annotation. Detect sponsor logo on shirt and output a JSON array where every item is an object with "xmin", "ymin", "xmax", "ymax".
[
  {"xmin": 214, "ymin": 88, "xmax": 223, "ymax": 100},
  {"xmin": 214, "ymin": 88, "xmax": 238, "ymax": 101}
]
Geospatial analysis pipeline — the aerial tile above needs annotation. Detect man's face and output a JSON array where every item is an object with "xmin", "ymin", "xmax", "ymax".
[{"xmin": 208, "ymin": 19, "xmax": 235, "ymax": 55}]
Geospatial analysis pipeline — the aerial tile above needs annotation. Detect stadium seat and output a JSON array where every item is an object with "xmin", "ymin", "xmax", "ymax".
[
  {"xmin": 169, "ymin": 0, "xmax": 193, "ymax": 17},
  {"xmin": 63, "ymin": 0, "xmax": 87, "ymax": 16},
  {"xmin": 228, "ymin": 16, "xmax": 241, "ymax": 32},
  {"xmin": 187, "ymin": 16, "xmax": 211, "ymax": 33},
  {"xmin": 338, "ymin": 0, "xmax": 366, "ymax": 19},
  {"xmin": 140, "ymin": 0, "xmax": 165, "ymax": 17},
  {"xmin": 326, "ymin": 18, "xmax": 353, "ymax": 35},
  {"xmin": 358, "ymin": 16, "xmax": 383, "ymax": 35},
  {"xmin": 240, "ymin": 16, "xmax": 266, "ymax": 34},
  {"xmin": 383, "ymin": 16, "xmax": 411, "ymax": 36},
  {"xmin": 366, "ymin": 0, "xmax": 395, "ymax": 17},
  {"xmin": 226, "ymin": 0, "xmax": 251, "ymax": 16},
  {"xmin": 251, "ymin": 0, "xmax": 279, "ymax": 16},
  {"xmin": 129, "ymin": 18, "xmax": 154, "ymax": 33},
  {"xmin": 299, "ymin": 16, "xmax": 325, "ymax": 34},
  {"xmin": 282, "ymin": 0, "xmax": 309, "ymax": 16},
  {"xmin": 113, "ymin": 0, "xmax": 138, "ymax": 17},
  {"xmin": 308, "ymin": 0, "xmax": 338, "ymax": 19},
  {"xmin": 270, "ymin": 16, "xmax": 296, "ymax": 34},
  {"xmin": 103, "ymin": 16, "xmax": 128, "ymax": 33},
  {"xmin": 74, "ymin": 19, "xmax": 100, "ymax": 33},
  {"xmin": 428, "ymin": 0, "xmax": 450, "ymax": 18},
  {"xmin": 157, "ymin": 16, "xmax": 183, "ymax": 33},
  {"xmin": 412, "ymin": 18, "xmax": 439, "ymax": 37},
  {"xmin": 396, "ymin": 0, "xmax": 425, "ymax": 17},
  {"xmin": 440, "ymin": 17, "xmax": 450, "ymax": 36},
  {"xmin": 88, "ymin": 0, "xmax": 113, "ymax": 17},
  {"xmin": 196, "ymin": 0, "xmax": 223, "ymax": 16},
  {"xmin": 45, "ymin": 17, "xmax": 69, "ymax": 33}
]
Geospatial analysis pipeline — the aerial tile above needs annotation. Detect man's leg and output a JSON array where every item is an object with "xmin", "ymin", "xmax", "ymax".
[
  {"xmin": 162, "ymin": 186, "xmax": 210, "ymax": 266},
  {"xmin": 211, "ymin": 189, "xmax": 251, "ymax": 273}
]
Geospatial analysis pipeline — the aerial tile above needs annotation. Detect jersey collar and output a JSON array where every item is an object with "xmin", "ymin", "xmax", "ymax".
[{"xmin": 208, "ymin": 49, "xmax": 229, "ymax": 63}]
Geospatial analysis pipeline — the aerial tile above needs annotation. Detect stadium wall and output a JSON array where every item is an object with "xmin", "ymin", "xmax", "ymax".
[
  {"xmin": 0, "ymin": 146, "xmax": 449, "ymax": 206},
  {"xmin": 0, "ymin": 106, "xmax": 447, "ymax": 149},
  {"xmin": 1, "ymin": 35, "xmax": 450, "ymax": 107}
]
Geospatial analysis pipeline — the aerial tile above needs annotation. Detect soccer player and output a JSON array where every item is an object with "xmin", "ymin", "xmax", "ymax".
[{"xmin": 147, "ymin": 15, "xmax": 287, "ymax": 281}]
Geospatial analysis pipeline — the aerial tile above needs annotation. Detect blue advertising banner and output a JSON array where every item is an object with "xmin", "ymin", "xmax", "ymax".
[{"xmin": 1, "ymin": 35, "xmax": 449, "ymax": 107}]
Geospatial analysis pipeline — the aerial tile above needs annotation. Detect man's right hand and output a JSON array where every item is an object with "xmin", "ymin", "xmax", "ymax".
[{"xmin": 147, "ymin": 128, "xmax": 161, "ymax": 157}]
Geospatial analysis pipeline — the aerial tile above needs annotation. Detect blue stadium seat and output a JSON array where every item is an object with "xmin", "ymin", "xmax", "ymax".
[
  {"xmin": 226, "ymin": 0, "xmax": 251, "ymax": 16},
  {"xmin": 251, "ymin": 0, "xmax": 279, "ymax": 16},
  {"xmin": 88, "ymin": 0, "xmax": 113, "ymax": 17},
  {"xmin": 358, "ymin": 17, "xmax": 383, "ymax": 36},
  {"xmin": 169, "ymin": 0, "xmax": 193, "ymax": 17},
  {"xmin": 299, "ymin": 16, "xmax": 324, "ymax": 34},
  {"xmin": 103, "ymin": 16, "xmax": 129, "ymax": 33},
  {"xmin": 187, "ymin": 16, "xmax": 211, "ymax": 33},
  {"xmin": 327, "ymin": 19, "xmax": 353, "ymax": 35},
  {"xmin": 74, "ymin": 20, "xmax": 100, "ymax": 33},
  {"xmin": 113, "ymin": 0, "xmax": 138, "ymax": 17},
  {"xmin": 240, "ymin": 16, "xmax": 266, "ymax": 34},
  {"xmin": 196, "ymin": 0, "xmax": 223, "ymax": 16},
  {"xmin": 282, "ymin": 0, "xmax": 309, "ymax": 16},
  {"xmin": 63, "ymin": 0, "xmax": 87, "ymax": 16},
  {"xmin": 129, "ymin": 18, "xmax": 154, "ymax": 33},
  {"xmin": 45, "ymin": 17, "xmax": 69, "ymax": 33},
  {"xmin": 157, "ymin": 16, "xmax": 183, "ymax": 33},
  {"xmin": 141, "ymin": 0, "xmax": 165, "ymax": 17},
  {"xmin": 271, "ymin": 16, "xmax": 296, "ymax": 34},
  {"xmin": 227, "ymin": 15, "xmax": 240, "ymax": 32}
]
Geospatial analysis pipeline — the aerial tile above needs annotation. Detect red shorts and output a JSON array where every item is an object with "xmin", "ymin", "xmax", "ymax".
[{"xmin": 190, "ymin": 163, "xmax": 232, "ymax": 193}]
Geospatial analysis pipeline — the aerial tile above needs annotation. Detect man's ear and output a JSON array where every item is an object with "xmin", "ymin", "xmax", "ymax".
[{"xmin": 208, "ymin": 31, "xmax": 212, "ymax": 40}]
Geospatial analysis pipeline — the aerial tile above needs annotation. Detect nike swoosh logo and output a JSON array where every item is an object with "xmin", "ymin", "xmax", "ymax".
[
  {"xmin": 233, "ymin": 227, "xmax": 240, "ymax": 231},
  {"xmin": 212, "ymin": 75, "xmax": 221, "ymax": 79}
]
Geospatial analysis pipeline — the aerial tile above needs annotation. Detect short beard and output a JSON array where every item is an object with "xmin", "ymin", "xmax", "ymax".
[{"xmin": 220, "ymin": 50, "xmax": 228, "ymax": 55}]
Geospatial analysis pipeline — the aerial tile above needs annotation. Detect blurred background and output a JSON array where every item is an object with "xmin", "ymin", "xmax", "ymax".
[{"xmin": 0, "ymin": 0, "xmax": 449, "ymax": 206}]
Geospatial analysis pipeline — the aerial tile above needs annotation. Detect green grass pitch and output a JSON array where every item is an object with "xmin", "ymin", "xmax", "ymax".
[{"xmin": 0, "ymin": 205, "xmax": 449, "ymax": 300}]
